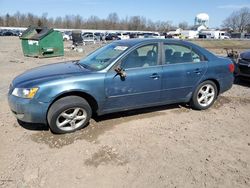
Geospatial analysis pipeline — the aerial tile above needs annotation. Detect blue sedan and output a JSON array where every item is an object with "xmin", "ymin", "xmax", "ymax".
[{"xmin": 8, "ymin": 39, "xmax": 234, "ymax": 133}]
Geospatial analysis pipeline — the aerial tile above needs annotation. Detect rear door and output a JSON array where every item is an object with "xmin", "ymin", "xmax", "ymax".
[{"xmin": 161, "ymin": 43, "xmax": 207, "ymax": 102}]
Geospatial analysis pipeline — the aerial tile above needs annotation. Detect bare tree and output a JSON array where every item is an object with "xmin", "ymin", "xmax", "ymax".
[
  {"xmin": 86, "ymin": 16, "xmax": 100, "ymax": 29},
  {"xmin": 54, "ymin": 16, "xmax": 63, "ymax": 28},
  {"xmin": 222, "ymin": 7, "xmax": 250, "ymax": 32},
  {"xmin": 0, "ymin": 17, "xmax": 4, "ymax": 26},
  {"xmin": 19, "ymin": 13, "xmax": 27, "ymax": 27},
  {"xmin": 247, "ymin": 24, "xmax": 250, "ymax": 33},
  {"xmin": 14, "ymin": 11, "xmax": 21, "ymax": 26},
  {"xmin": 178, "ymin": 21, "xmax": 189, "ymax": 30},
  {"xmin": 64, "ymin": 15, "xmax": 73, "ymax": 29},
  {"xmin": 74, "ymin": 15, "xmax": 82, "ymax": 29},
  {"xmin": 41, "ymin": 13, "xmax": 48, "ymax": 26},
  {"xmin": 107, "ymin": 12, "xmax": 119, "ymax": 29},
  {"xmin": 155, "ymin": 21, "xmax": 173, "ymax": 32},
  {"xmin": 27, "ymin": 13, "xmax": 36, "ymax": 26},
  {"xmin": 128, "ymin": 16, "xmax": 147, "ymax": 30},
  {"xmin": 0, "ymin": 11, "xmax": 177, "ymax": 32},
  {"xmin": 5, "ymin": 14, "xmax": 10, "ymax": 26}
]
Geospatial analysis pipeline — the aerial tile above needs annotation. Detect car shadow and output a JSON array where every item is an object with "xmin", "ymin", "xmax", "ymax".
[
  {"xmin": 18, "ymin": 103, "xmax": 188, "ymax": 132},
  {"xmin": 93, "ymin": 103, "xmax": 188, "ymax": 122},
  {"xmin": 17, "ymin": 120, "xmax": 49, "ymax": 131}
]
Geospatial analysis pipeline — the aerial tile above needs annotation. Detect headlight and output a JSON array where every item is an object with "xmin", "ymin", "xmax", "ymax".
[{"xmin": 12, "ymin": 88, "xmax": 39, "ymax": 99}]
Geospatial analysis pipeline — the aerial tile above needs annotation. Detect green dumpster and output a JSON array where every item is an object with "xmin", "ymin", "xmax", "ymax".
[{"xmin": 20, "ymin": 26, "xmax": 64, "ymax": 58}]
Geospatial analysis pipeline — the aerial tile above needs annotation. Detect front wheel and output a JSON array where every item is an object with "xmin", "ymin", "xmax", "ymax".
[
  {"xmin": 191, "ymin": 81, "xmax": 218, "ymax": 110},
  {"xmin": 47, "ymin": 96, "xmax": 92, "ymax": 134}
]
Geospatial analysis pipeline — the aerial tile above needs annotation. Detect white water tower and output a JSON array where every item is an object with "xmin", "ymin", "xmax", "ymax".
[{"xmin": 195, "ymin": 13, "xmax": 209, "ymax": 28}]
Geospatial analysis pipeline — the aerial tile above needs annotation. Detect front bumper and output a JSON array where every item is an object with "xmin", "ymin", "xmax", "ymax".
[
  {"xmin": 8, "ymin": 94, "xmax": 49, "ymax": 124},
  {"xmin": 237, "ymin": 59, "xmax": 250, "ymax": 78}
]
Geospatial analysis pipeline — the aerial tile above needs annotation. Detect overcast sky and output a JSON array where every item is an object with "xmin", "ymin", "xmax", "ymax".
[{"xmin": 0, "ymin": 0, "xmax": 250, "ymax": 27}]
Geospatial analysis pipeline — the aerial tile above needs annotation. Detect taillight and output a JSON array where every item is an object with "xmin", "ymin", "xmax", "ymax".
[{"xmin": 228, "ymin": 63, "xmax": 235, "ymax": 73}]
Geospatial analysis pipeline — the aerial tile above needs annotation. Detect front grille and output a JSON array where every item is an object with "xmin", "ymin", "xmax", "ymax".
[
  {"xmin": 239, "ymin": 59, "xmax": 250, "ymax": 66},
  {"xmin": 242, "ymin": 58, "xmax": 250, "ymax": 63}
]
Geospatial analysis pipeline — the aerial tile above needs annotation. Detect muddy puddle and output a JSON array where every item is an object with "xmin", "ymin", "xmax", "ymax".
[
  {"xmin": 84, "ymin": 145, "xmax": 128, "ymax": 167},
  {"xmin": 212, "ymin": 96, "xmax": 231, "ymax": 109},
  {"xmin": 171, "ymin": 105, "xmax": 191, "ymax": 113},
  {"xmin": 30, "ymin": 106, "xmax": 169, "ymax": 148},
  {"xmin": 213, "ymin": 96, "xmax": 250, "ymax": 109}
]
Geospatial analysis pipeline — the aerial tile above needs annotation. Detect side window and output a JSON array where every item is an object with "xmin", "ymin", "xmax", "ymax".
[
  {"xmin": 121, "ymin": 44, "xmax": 158, "ymax": 69},
  {"xmin": 164, "ymin": 44, "xmax": 202, "ymax": 64},
  {"xmin": 192, "ymin": 51, "xmax": 202, "ymax": 62}
]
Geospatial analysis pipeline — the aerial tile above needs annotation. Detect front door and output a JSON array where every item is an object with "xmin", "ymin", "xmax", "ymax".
[{"xmin": 103, "ymin": 43, "xmax": 162, "ymax": 112}]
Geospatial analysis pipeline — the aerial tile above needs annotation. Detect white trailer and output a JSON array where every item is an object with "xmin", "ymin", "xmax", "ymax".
[
  {"xmin": 199, "ymin": 30, "xmax": 230, "ymax": 39},
  {"xmin": 180, "ymin": 30, "xmax": 198, "ymax": 39}
]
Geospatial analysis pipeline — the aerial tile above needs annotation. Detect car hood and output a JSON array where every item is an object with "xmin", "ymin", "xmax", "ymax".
[
  {"xmin": 12, "ymin": 61, "xmax": 91, "ymax": 87},
  {"xmin": 240, "ymin": 50, "xmax": 250, "ymax": 60}
]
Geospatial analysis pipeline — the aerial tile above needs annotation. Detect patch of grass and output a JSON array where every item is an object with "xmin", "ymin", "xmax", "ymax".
[{"xmin": 189, "ymin": 40, "xmax": 250, "ymax": 50}]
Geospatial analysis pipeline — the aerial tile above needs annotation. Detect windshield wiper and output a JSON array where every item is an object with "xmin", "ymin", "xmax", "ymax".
[{"xmin": 73, "ymin": 60, "xmax": 89, "ymax": 70}]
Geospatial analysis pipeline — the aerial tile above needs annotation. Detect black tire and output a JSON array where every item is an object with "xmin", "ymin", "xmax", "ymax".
[
  {"xmin": 190, "ymin": 80, "xmax": 218, "ymax": 110},
  {"xmin": 47, "ymin": 96, "xmax": 92, "ymax": 134}
]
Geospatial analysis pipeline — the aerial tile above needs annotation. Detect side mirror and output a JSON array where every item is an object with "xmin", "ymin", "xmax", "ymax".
[{"xmin": 114, "ymin": 67, "xmax": 126, "ymax": 78}]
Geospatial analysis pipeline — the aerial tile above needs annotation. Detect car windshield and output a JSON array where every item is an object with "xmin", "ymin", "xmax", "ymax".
[{"xmin": 79, "ymin": 43, "xmax": 129, "ymax": 71}]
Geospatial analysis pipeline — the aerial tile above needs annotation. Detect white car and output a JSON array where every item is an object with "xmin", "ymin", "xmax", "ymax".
[
  {"xmin": 62, "ymin": 33, "xmax": 70, "ymax": 41},
  {"xmin": 117, "ymin": 33, "xmax": 130, "ymax": 40},
  {"xmin": 82, "ymin": 33, "xmax": 97, "ymax": 44}
]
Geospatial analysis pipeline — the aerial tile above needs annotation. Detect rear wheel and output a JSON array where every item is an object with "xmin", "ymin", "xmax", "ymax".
[
  {"xmin": 47, "ymin": 96, "xmax": 92, "ymax": 134},
  {"xmin": 191, "ymin": 81, "xmax": 218, "ymax": 110}
]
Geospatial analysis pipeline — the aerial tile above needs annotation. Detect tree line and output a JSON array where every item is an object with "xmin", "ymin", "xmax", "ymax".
[
  {"xmin": 0, "ymin": 12, "xmax": 178, "ymax": 32},
  {"xmin": 0, "ymin": 7, "xmax": 249, "ymax": 32}
]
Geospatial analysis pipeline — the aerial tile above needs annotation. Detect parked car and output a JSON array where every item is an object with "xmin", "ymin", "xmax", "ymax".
[
  {"xmin": 82, "ymin": 33, "xmax": 97, "ymax": 43},
  {"xmin": 2, "ymin": 30, "xmax": 16, "ymax": 36},
  {"xmin": 62, "ymin": 32, "xmax": 70, "ymax": 41},
  {"xmin": 244, "ymin": 33, "xmax": 250, "ymax": 39},
  {"xmin": 105, "ymin": 33, "xmax": 119, "ymax": 40},
  {"xmin": 237, "ymin": 50, "xmax": 250, "ymax": 79},
  {"xmin": 8, "ymin": 39, "xmax": 234, "ymax": 134},
  {"xmin": 117, "ymin": 32, "xmax": 130, "ymax": 40},
  {"xmin": 128, "ymin": 32, "xmax": 138, "ymax": 39},
  {"xmin": 94, "ymin": 32, "xmax": 104, "ymax": 41}
]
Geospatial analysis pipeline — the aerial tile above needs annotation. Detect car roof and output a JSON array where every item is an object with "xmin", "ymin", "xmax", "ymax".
[
  {"xmin": 112, "ymin": 38, "xmax": 217, "ymax": 60},
  {"xmin": 113, "ymin": 38, "xmax": 196, "ymax": 47}
]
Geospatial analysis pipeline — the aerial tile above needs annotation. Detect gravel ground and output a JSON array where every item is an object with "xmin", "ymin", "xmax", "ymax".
[{"xmin": 0, "ymin": 37, "xmax": 250, "ymax": 188}]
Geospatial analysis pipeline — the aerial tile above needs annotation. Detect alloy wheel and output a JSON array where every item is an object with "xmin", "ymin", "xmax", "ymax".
[
  {"xmin": 197, "ymin": 84, "xmax": 215, "ymax": 107},
  {"xmin": 56, "ymin": 107, "xmax": 87, "ymax": 131}
]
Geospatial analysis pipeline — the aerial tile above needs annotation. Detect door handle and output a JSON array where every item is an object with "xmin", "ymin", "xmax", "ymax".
[
  {"xmin": 150, "ymin": 73, "xmax": 160, "ymax": 79},
  {"xmin": 193, "ymin": 68, "xmax": 202, "ymax": 74}
]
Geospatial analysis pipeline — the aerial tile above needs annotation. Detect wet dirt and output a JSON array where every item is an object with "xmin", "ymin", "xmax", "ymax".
[
  {"xmin": 213, "ymin": 96, "xmax": 250, "ymax": 109},
  {"xmin": 84, "ymin": 145, "xmax": 128, "ymax": 167},
  {"xmin": 213, "ymin": 96, "xmax": 232, "ymax": 109},
  {"xmin": 30, "ymin": 96, "xmax": 250, "ymax": 149},
  {"xmin": 30, "ymin": 107, "xmax": 168, "ymax": 148}
]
